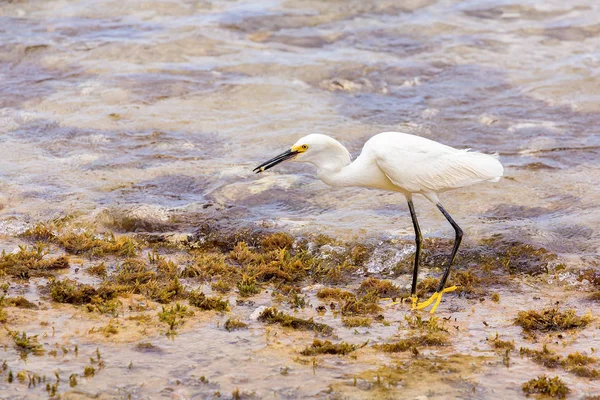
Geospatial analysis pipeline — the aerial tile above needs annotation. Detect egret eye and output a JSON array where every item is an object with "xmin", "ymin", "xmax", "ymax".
[{"xmin": 301, "ymin": 144, "xmax": 308, "ymax": 150}]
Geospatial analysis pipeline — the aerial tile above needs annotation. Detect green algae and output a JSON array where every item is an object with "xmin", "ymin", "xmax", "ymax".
[
  {"xmin": 416, "ymin": 277, "xmax": 439, "ymax": 296},
  {"xmin": 489, "ymin": 333, "xmax": 515, "ymax": 352},
  {"xmin": 451, "ymin": 270, "xmax": 482, "ymax": 296},
  {"xmin": 357, "ymin": 278, "xmax": 402, "ymax": 299},
  {"xmin": 578, "ymin": 269, "xmax": 600, "ymax": 286},
  {"xmin": 375, "ymin": 315, "xmax": 450, "ymax": 353},
  {"xmin": 134, "ymin": 342, "xmax": 164, "ymax": 354},
  {"xmin": 181, "ymin": 253, "xmax": 234, "ymax": 281},
  {"xmin": 260, "ymin": 232, "xmax": 294, "ymax": 251},
  {"xmin": 375, "ymin": 332, "xmax": 449, "ymax": 353},
  {"xmin": 211, "ymin": 279, "xmax": 233, "ymax": 293},
  {"xmin": 520, "ymin": 346, "xmax": 600, "ymax": 379},
  {"xmin": 0, "ymin": 245, "xmax": 69, "ymax": 279},
  {"xmin": 342, "ymin": 316, "xmax": 372, "ymax": 328},
  {"xmin": 86, "ymin": 262, "xmax": 108, "ymax": 278},
  {"xmin": 515, "ymin": 306, "xmax": 592, "ymax": 333},
  {"xmin": 20, "ymin": 222, "xmax": 57, "ymax": 242},
  {"xmin": 569, "ymin": 366, "xmax": 600, "ymax": 379},
  {"xmin": 57, "ymin": 231, "xmax": 138, "ymax": 258},
  {"xmin": 355, "ymin": 354, "xmax": 485, "ymax": 395},
  {"xmin": 158, "ymin": 303, "xmax": 193, "ymax": 336},
  {"xmin": 5, "ymin": 297, "xmax": 38, "ymax": 309},
  {"xmin": 84, "ymin": 365, "xmax": 96, "ymax": 377},
  {"xmin": 404, "ymin": 314, "xmax": 447, "ymax": 333},
  {"xmin": 564, "ymin": 352, "xmax": 597, "ymax": 367},
  {"xmin": 300, "ymin": 339, "xmax": 358, "ymax": 356},
  {"xmin": 522, "ymin": 375, "xmax": 570, "ymax": 398},
  {"xmin": 8, "ymin": 330, "xmax": 44, "ymax": 358},
  {"xmin": 316, "ymin": 287, "xmax": 355, "ymax": 301},
  {"xmin": 257, "ymin": 307, "xmax": 333, "ymax": 335},
  {"xmin": 478, "ymin": 238, "xmax": 557, "ymax": 276},
  {"xmin": 103, "ymin": 258, "xmax": 185, "ymax": 303},
  {"xmin": 224, "ymin": 318, "xmax": 248, "ymax": 331},
  {"xmin": 101, "ymin": 319, "xmax": 119, "ymax": 337},
  {"xmin": 49, "ymin": 278, "xmax": 101, "ymax": 305},
  {"xmin": 188, "ymin": 290, "xmax": 229, "ymax": 312},
  {"xmin": 520, "ymin": 345, "xmax": 563, "ymax": 368},
  {"xmin": 237, "ymin": 274, "xmax": 261, "ymax": 297},
  {"xmin": 2, "ymin": 222, "xmax": 593, "ymax": 397}
]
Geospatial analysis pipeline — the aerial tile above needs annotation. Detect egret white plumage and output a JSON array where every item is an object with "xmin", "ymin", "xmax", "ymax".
[{"xmin": 254, "ymin": 132, "xmax": 503, "ymax": 313}]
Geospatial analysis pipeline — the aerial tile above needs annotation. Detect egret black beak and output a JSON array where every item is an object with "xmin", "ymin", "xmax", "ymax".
[{"xmin": 253, "ymin": 149, "xmax": 298, "ymax": 173}]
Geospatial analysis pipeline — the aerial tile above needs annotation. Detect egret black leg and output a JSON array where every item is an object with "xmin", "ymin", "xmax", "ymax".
[
  {"xmin": 435, "ymin": 203, "xmax": 463, "ymax": 292},
  {"xmin": 408, "ymin": 200, "xmax": 422, "ymax": 296}
]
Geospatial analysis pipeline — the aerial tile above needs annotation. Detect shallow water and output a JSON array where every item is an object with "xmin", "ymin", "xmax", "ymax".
[{"xmin": 1, "ymin": 0, "xmax": 599, "ymax": 398}]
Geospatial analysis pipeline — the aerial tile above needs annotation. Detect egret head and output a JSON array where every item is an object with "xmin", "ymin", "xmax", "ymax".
[{"xmin": 253, "ymin": 134, "xmax": 351, "ymax": 173}]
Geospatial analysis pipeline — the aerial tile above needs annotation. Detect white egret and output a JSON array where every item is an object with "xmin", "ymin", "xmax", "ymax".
[{"xmin": 253, "ymin": 132, "xmax": 503, "ymax": 313}]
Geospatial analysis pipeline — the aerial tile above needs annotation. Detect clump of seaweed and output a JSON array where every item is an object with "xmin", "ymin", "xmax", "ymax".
[
  {"xmin": 224, "ymin": 318, "xmax": 248, "ymax": 332},
  {"xmin": 520, "ymin": 346, "xmax": 600, "ymax": 379},
  {"xmin": 86, "ymin": 298, "xmax": 122, "ymax": 316},
  {"xmin": 515, "ymin": 306, "xmax": 592, "ymax": 333},
  {"xmin": 101, "ymin": 319, "xmax": 119, "ymax": 337},
  {"xmin": 188, "ymin": 290, "xmax": 229, "ymax": 312},
  {"xmin": 375, "ymin": 333, "xmax": 449, "ymax": 353},
  {"xmin": 181, "ymin": 253, "xmax": 235, "ymax": 281},
  {"xmin": 84, "ymin": 365, "xmax": 96, "ymax": 377},
  {"xmin": 237, "ymin": 274, "xmax": 261, "ymax": 297},
  {"xmin": 104, "ymin": 258, "xmax": 185, "ymax": 304},
  {"xmin": 450, "ymin": 270, "xmax": 482, "ymax": 296},
  {"xmin": 5, "ymin": 297, "xmax": 38, "ymax": 309},
  {"xmin": 357, "ymin": 278, "xmax": 403, "ymax": 299},
  {"xmin": 211, "ymin": 279, "xmax": 233, "ymax": 293},
  {"xmin": 342, "ymin": 316, "xmax": 372, "ymax": 328},
  {"xmin": 0, "ymin": 245, "xmax": 69, "ymax": 279},
  {"xmin": 158, "ymin": 303, "xmax": 193, "ymax": 337},
  {"xmin": 520, "ymin": 345, "xmax": 563, "ymax": 368},
  {"xmin": 404, "ymin": 315, "xmax": 447, "ymax": 333},
  {"xmin": 134, "ymin": 342, "xmax": 164, "ymax": 354},
  {"xmin": 564, "ymin": 352, "xmax": 597, "ymax": 367},
  {"xmin": 480, "ymin": 239, "xmax": 556, "ymax": 276},
  {"xmin": 340, "ymin": 293, "xmax": 382, "ymax": 316},
  {"xmin": 300, "ymin": 339, "xmax": 359, "ymax": 356},
  {"xmin": 0, "ymin": 285, "xmax": 8, "ymax": 323},
  {"xmin": 86, "ymin": 262, "xmax": 108, "ymax": 278},
  {"xmin": 257, "ymin": 307, "xmax": 332, "ymax": 335},
  {"xmin": 8, "ymin": 330, "xmax": 45, "ymax": 358},
  {"xmin": 375, "ymin": 315, "xmax": 450, "ymax": 353},
  {"xmin": 20, "ymin": 222, "xmax": 57, "ymax": 242},
  {"xmin": 489, "ymin": 333, "xmax": 515, "ymax": 351},
  {"xmin": 316, "ymin": 287, "xmax": 355, "ymax": 301},
  {"xmin": 49, "ymin": 278, "xmax": 100, "ymax": 305},
  {"xmin": 416, "ymin": 277, "xmax": 439, "ymax": 296},
  {"xmin": 57, "ymin": 231, "xmax": 138, "ymax": 258},
  {"xmin": 522, "ymin": 375, "xmax": 570, "ymax": 399},
  {"xmin": 261, "ymin": 232, "xmax": 294, "ymax": 252},
  {"xmin": 568, "ymin": 366, "xmax": 600, "ymax": 379}
]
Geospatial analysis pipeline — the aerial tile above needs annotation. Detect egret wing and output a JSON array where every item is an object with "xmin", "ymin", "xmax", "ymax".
[{"xmin": 374, "ymin": 143, "xmax": 502, "ymax": 193}]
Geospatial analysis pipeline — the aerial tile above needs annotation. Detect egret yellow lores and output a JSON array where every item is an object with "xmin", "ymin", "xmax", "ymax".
[{"xmin": 254, "ymin": 132, "xmax": 503, "ymax": 313}]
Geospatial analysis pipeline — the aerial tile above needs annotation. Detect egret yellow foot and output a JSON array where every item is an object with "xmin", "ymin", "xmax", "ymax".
[
  {"xmin": 413, "ymin": 285, "xmax": 459, "ymax": 314},
  {"xmin": 382, "ymin": 297, "xmax": 403, "ymax": 307},
  {"xmin": 410, "ymin": 294, "xmax": 419, "ymax": 309}
]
